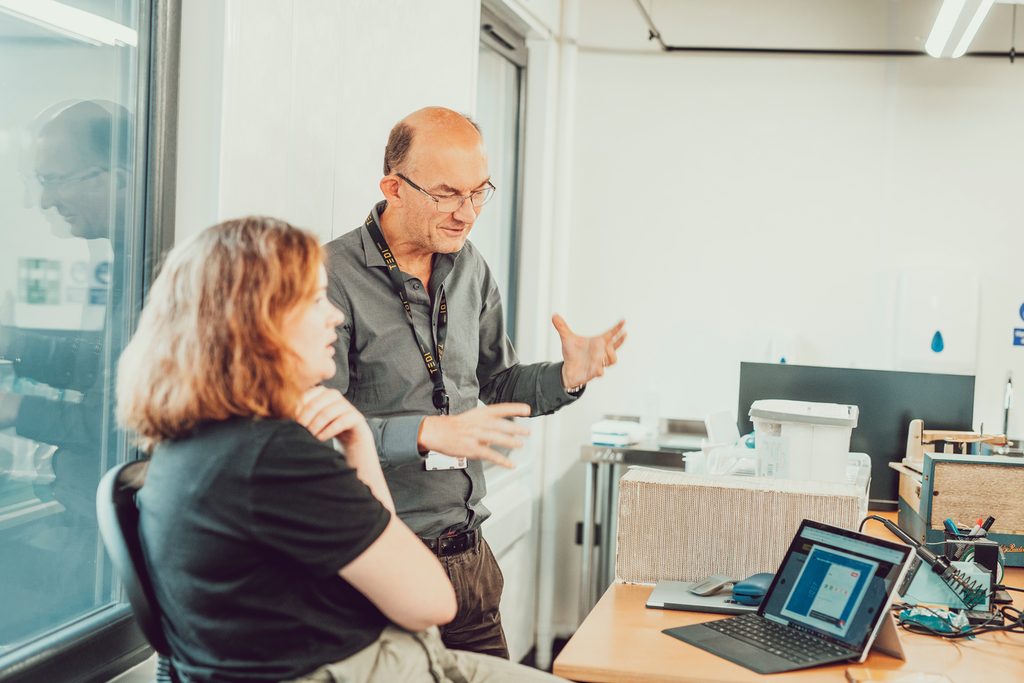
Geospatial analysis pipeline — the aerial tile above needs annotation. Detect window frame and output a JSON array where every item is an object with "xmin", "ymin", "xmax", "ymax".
[
  {"xmin": 0, "ymin": 0, "xmax": 180, "ymax": 680},
  {"xmin": 479, "ymin": 7, "xmax": 527, "ymax": 344}
]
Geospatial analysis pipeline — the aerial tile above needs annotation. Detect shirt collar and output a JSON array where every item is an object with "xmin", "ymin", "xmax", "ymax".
[{"xmin": 359, "ymin": 200, "xmax": 463, "ymax": 277}]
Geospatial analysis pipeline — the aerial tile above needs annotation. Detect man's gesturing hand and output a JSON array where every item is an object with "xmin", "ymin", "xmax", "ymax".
[
  {"xmin": 553, "ymin": 314, "xmax": 627, "ymax": 390},
  {"xmin": 418, "ymin": 403, "xmax": 531, "ymax": 469}
]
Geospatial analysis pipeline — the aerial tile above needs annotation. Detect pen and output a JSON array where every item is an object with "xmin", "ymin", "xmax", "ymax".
[{"xmin": 967, "ymin": 518, "xmax": 984, "ymax": 537}]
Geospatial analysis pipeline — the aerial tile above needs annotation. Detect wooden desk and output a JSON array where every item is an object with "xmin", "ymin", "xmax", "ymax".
[{"xmin": 554, "ymin": 517, "xmax": 1024, "ymax": 683}]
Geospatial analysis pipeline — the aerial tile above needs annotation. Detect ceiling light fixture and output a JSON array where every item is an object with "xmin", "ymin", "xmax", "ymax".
[{"xmin": 926, "ymin": 0, "xmax": 996, "ymax": 58}]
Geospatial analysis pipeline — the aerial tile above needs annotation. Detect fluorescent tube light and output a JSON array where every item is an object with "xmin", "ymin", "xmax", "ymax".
[
  {"xmin": 952, "ymin": 0, "xmax": 996, "ymax": 56},
  {"xmin": 0, "ymin": 0, "xmax": 137, "ymax": 47},
  {"xmin": 925, "ymin": 0, "xmax": 995, "ymax": 58}
]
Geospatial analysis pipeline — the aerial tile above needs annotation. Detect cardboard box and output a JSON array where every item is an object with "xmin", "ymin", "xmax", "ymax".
[{"xmin": 614, "ymin": 468, "xmax": 869, "ymax": 584}]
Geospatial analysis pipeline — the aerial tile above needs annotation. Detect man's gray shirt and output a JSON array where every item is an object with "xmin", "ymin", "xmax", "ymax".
[{"xmin": 323, "ymin": 202, "xmax": 580, "ymax": 537}]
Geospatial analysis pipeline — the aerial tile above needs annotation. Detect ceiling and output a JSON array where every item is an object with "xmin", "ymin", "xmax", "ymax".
[{"xmin": 584, "ymin": 0, "xmax": 1024, "ymax": 55}]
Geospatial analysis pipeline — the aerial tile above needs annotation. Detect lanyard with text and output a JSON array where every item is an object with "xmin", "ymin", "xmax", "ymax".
[{"xmin": 364, "ymin": 213, "xmax": 450, "ymax": 416}]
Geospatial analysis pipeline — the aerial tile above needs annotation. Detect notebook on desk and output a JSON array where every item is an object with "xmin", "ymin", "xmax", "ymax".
[{"xmin": 663, "ymin": 519, "xmax": 912, "ymax": 675}]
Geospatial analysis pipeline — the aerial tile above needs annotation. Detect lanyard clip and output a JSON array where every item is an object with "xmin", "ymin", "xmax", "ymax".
[{"xmin": 432, "ymin": 388, "xmax": 450, "ymax": 416}]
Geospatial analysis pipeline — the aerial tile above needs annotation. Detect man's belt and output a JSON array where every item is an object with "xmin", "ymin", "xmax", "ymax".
[{"xmin": 421, "ymin": 529, "xmax": 479, "ymax": 557}]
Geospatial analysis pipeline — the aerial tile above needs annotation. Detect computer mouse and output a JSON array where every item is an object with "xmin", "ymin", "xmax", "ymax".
[
  {"xmin": 731, "ymin": 572, "xmax": 774, "ymax": 606},
  {"xmin": 688, "ymin": 574, "xmax": 735, "ymax": 597}
]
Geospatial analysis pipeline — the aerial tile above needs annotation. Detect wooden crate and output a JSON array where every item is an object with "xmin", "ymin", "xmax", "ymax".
[{"xmin": 896, "ymin": 454, "xmax": 1024, "ymax": 566}]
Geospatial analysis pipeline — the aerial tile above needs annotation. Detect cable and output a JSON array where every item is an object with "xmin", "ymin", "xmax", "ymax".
[
  {"xmin": 893, "ymin": 586, "xmax": 1024, "ymax": 639},
  {"xmin": 631, "ymin": 0, "xmax": 666, "ymax": 50},
  {"xmin": 859, "ymin": 515, "xmax": 916, "ymax": 544},
  {"xmin": 894, "ymin": 602, "xmax": 1024, "ymax": 639}
]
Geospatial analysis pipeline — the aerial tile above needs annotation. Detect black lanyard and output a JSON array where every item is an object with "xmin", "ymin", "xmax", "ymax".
[{"xmin": 364, "ymin": 212, "xmax": 450, "ymax": 415}]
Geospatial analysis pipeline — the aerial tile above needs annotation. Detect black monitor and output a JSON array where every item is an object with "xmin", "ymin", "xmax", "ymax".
[{"xmin": 737, "ymin": 362, "xmax": 975, "ymax": 510}]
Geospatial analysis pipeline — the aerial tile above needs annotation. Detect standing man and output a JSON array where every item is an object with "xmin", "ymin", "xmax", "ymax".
[{"xmin": 324, "ymin": 107, "xmax": 625, "ymax": 659}]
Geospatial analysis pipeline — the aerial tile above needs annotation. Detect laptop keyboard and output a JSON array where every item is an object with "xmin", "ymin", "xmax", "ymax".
[{"xmin": 705, "ymin": 613, "xmax": 854, "ymax": 665}]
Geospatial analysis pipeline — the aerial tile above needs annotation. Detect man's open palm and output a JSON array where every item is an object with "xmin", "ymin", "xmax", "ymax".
[{"xmin": 553, "ymin": 314, "xmax": 627, "ymax": 390}]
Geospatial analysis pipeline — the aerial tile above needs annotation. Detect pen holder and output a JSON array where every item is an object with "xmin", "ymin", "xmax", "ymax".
[{"xmin": 942, "ymin": 526, "xmax": 972, "ymax": 541}]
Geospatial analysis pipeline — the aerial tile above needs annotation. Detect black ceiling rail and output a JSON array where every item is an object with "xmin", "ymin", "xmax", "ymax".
[
  {"xmin": 660, "ymin": 45, "xmax": 1014, "ymax": 60},
  {"xmin": 664, "ymin": 46, "xmax": 922, "ymax": 57},
  {"xmin": 631, "ymin": 0, "xmax": 1018, "ymax": 63}
]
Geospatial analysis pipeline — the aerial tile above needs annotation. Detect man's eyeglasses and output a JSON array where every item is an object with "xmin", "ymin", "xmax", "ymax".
[
  {"xmin": 396, "ymin": 173, "xmax": 495, "ymax": 213},
  {"xmin": 36, "ymin": 166, "xmax": 106, "ymax": 191}
]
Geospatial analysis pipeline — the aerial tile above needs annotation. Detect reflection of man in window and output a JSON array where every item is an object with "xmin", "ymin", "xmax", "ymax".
[{"xmin": 0, "ymin": 100, "xmax": 129, "ymax": 638}]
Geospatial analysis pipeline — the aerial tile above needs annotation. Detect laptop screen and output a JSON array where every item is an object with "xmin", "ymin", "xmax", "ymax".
[{"xmin": 760, "ymin": 521, "xmax": 911, "ymax": 652}]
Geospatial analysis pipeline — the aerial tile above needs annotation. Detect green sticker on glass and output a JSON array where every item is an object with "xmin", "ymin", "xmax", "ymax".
[{"xmin": 18, "ymin": 258, "xmax": 61, "ymax": 305}]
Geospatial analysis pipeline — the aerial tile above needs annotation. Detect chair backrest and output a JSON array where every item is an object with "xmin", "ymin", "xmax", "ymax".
[{"xmin": 96, "ymin": 460, "xmax": 173, "ymax": 656}]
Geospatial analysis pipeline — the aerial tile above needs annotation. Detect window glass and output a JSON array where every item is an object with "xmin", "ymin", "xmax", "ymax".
[
  {"xmin": 474, "ymin": 39, "xmax": 523, "ymax": 341},
  {"xmin": 0, "ymin": 1, "xmax": 143, "ymax": 660}
]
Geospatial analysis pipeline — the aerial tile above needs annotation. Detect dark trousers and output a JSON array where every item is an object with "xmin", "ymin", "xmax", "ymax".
[{"xmin": 436, "ymin": 537, "xmax": 509, "ymax": 660}]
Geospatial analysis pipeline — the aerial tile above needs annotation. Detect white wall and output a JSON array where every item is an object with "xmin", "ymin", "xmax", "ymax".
[
  {"xmin": 541, "ymin": 0, "xmax": 1024, "ymax": 634},
  {"xmin": 174, "ymin": 0, "xmax": 224, "ymax": 240},
  {"xmin": 568, "ymin": 55, "xmax": 1024, "ymax": 421},
  {"xmin": 177, "ymin": 0, "xmax": 479, "ymax": 243}
]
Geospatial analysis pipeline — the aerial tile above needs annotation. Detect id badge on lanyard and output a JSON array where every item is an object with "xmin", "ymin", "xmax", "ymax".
[{"xmin": 424, "ymin": 451, "xmax": 468, "ymax": 471}]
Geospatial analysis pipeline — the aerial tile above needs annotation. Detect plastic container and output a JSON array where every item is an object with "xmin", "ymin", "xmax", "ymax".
[{"xmin": 749, "ymin": 399, "xmax": 859, "ymax": 483}]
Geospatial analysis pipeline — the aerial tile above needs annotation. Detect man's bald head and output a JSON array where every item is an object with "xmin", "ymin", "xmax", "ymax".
[
  {"xmin": 383, "ymin": 107, "xmax": 482, "ymax": 176},
  {"xmin": 377, "ymin": 107, "xmax": 491, "ymax": 257},
  {"xmin": 37, "ymin": 100, "xmax": 131, "ymax": 172}
]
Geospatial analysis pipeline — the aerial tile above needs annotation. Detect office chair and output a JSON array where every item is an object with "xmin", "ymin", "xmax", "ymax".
[{"xmin": 96, "ymin": 461, "xmax": 178, "ymax": 683}]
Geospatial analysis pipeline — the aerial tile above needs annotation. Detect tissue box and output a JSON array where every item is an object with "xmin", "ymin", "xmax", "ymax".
[
  {"xmin": 590, "ymin": 419, "xmax": 650, "ymax": 447},
  {"xmin": 614, "ymin": 468, "xmax": 868, "ymax": 584}
]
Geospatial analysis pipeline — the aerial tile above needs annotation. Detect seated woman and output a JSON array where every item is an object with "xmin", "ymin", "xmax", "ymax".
[{"xmin": 116, "ymin": 217, "xmax": 561, "ymax": 682}]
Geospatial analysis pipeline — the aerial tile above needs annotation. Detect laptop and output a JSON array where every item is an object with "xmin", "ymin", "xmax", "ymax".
[
  {"xmin": 646, "ymin": 580, "xmax": 756, "ymax": 615},
  {"xmin": 663, "ymin": 519, "xmax": 913, "ymax": 675}
]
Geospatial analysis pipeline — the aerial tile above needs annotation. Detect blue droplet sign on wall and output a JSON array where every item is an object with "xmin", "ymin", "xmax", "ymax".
[
  {"xmin": 1015, "ymin": 329, "xmax": 1024, "ymax": 347},
  {"xmin": 1019, "ymin": 303, "xmax": 1024, "ymax": 322},
  {"xmin": 931, "ymin": 330, "xmax": 945, "ymax": 353}
]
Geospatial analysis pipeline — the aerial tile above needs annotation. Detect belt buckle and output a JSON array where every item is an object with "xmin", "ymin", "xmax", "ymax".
[{"xmin": 438, "ymin": 529, "xmax": 473, "ymax": 556}]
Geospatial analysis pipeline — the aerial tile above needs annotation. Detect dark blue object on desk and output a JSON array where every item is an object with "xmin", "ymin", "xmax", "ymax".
[{"xmin": 732, "ymin": 572, "xmax": 774, "ymax": 606}]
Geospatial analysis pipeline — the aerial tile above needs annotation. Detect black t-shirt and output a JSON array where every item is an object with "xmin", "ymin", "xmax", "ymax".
[{"xmin": 138, "ymin": 417, "xmax": 391, "ymax": 682}]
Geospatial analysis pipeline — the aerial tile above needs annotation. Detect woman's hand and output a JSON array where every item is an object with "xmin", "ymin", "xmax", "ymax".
[
  {"xmin": 296, "ymin": 386, "xmax": 372, "ymax": 448},
  {"xmin": 298, "ymin": 386, "xmax": 394, "ymax": 511}
]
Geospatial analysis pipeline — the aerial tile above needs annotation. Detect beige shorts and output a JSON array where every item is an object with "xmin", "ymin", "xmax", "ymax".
[{"xmin": 285, "ymin": 625, "xmax": 565, "ymax": 683}]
